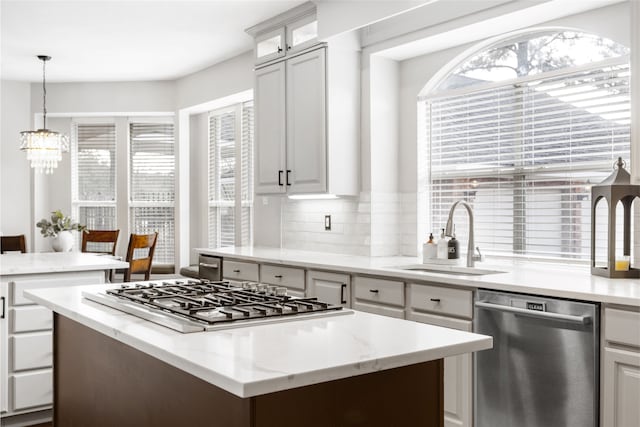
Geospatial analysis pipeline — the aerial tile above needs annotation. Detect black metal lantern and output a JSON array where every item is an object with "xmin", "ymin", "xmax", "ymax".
[{"xmin": 591, "ymin": 157, "xmax": 640, "ymax": 278}]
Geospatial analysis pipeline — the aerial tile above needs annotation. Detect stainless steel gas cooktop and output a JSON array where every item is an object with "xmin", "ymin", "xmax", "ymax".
[{"xmin": 83, "ymin": 279, "xmax": 350, "ymax": 333}]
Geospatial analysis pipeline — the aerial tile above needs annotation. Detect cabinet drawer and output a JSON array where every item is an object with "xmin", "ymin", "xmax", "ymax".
[
  {"xmin": 353, "ymin": 301, "xmax": 404, "ymax": 319},
  {"xmin": 605, "ymin": 308, "xmax": 640, "ymax": 347},
  {"xmin": 12, "ymin": 370, "xmax": 53, "ymax": 411},
  {"xmin": 409, "ymin": 284, "xmax": 473, "ymax": 319},
  {"xmin": 354, "ymin": 276, "xmax": 404, "ymax": 307},
  {"xmin": 223, "ymin": 260, "xmax": 259, "ymax": 282},
  {"xmin": 11, "ymin": 333, "xmax": 52, "ymax": 371},
  {"xmin": 11, "ymin": 306, "xmax": 52, "ymax": 333},
  {"xmin": 407, "ymin": 311, "xmax": 472, "ymax": 332},
  {"xmin": 260, "ymin": 265, "xmax": 305, "ymax": 290}
]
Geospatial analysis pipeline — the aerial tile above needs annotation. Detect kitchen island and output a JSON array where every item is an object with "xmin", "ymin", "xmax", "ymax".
[
  {"xmin": 0, "ymin": 252, "xmax": 129, "ymax": 426},
  {"xmin": 26, "ymin": 283, "xmax": 492, "ymax": 427}
]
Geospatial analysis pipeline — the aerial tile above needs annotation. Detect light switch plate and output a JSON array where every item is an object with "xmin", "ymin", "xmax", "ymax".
[{"xmin": 324, "ymin": 215, "xmax": 331, "ymax": 231}]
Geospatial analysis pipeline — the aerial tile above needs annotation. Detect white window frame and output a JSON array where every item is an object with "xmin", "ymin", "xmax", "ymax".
[
  {"xmin": 208, "ymin": 102, "xmax": 254, "ymax": 248},
  {"xmin": 127, "ymin": 116, "xmax": 176, "ymax": 265},
  {"xmin": 70, "ymin": 117, "xmax": 118, "ymax": 242}
]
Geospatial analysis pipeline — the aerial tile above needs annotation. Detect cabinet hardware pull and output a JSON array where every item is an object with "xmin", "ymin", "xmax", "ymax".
[
  {"xmin": 287, "ymin": 45, "xmax": 292, "ymax": 51},
  {"xmin": 277, "ymin": 46, "xmax": 283, "ymax": 53},
  {"xmin": 341, "ymin": 283, "xmax": 347, "ymax": 304},
  {"xmin": 199, "ymin": 262, "xmax": 219, "ymax": 268},
  {"xmin": 430, "ymin": 298, "xmax": 441, "ymax": 303},
  {"xmin": 369, "ymin": 289, "xmax": 379, "ymax": 293},
  {"xmin": 274, "ymin": 275, "xmax": 283, "ymax": 279},
  {"xmin": 0, "ymin": 297, "xmax": 4, "ymax": 319},
  {"xmin": 233, "ymin": 269, "xmax": 241, "ymax": 273},
  {"xmin": 286, "ymin": 170, "xmax": 291, "ymax": 186},
  {"xmin": 278, "ymin": 170, "xmax": 284, "ymax": 186}
]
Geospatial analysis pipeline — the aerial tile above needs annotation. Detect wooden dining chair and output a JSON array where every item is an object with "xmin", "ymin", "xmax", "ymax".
[
  {"xmin": 124, "ymin": 232, "xmax": 159, "ymax": 282},
  {"xmin": 1, "ymin": 235, "xmax": 27, "ymax": 253},
  {"xmin": 81, "ymin": 230, "xmax": 120, "ymax": 281},
  {"xmin": 81, "ymin": 230, "xmax": 120, "ymax": 256}
]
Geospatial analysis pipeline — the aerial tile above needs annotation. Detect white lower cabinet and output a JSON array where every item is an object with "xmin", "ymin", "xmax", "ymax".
[
  {"xmin": 0, "ymin": 270, "xmax": 105, "ymax": 419},
  {"xmin": 352, "ymin": 276, "xmax": 405, "ymax": 318},
  {"xmin": 306, "ymin": 270, "xmax": 350, "ymax": 307},
  {"xmin": 12, "ymin": 370, "xmax": 53, "ymax": 411},
  {"xmin": 408, "ymin": 283, "xmax": 474, "ymax": 427},
  {"xmin": 260, "ymin": 264, "xmax": 306, "ymax": 297},
  {"xmin": 602, "ymin": 307, "xmax": 640, "ymax": 427}
]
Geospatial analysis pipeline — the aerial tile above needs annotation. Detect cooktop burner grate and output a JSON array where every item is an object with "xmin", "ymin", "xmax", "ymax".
[{"xmin": 86, "ymin": 279, "xmax": 347, "ymax": 332}]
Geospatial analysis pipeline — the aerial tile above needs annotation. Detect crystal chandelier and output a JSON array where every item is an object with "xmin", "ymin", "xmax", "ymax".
[{"xmin": 19, "ymin": 55, "xmax": 69, "ymax": 174}]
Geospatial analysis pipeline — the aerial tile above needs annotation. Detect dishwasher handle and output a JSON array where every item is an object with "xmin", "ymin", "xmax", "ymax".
[{"xmin": 475, "ymin": 300, "xmax": 591, "ymax": 324}]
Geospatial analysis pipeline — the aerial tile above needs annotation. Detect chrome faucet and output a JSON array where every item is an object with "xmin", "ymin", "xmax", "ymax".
[{"xmin": 445, "ymin": 200, "xmax": 483, "ymax": 267}]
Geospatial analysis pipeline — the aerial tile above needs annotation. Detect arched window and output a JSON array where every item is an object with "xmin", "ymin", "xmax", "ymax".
[{"xmin": 421, "ymin": 30, "xmax": 630, "ymax": 260}]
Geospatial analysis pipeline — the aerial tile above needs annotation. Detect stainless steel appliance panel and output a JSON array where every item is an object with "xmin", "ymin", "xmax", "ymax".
[
  {"xmin": 198, "ymin": 254, "xmax": 222, "ymax": 281},
  {"xmin": 474, "ymin": 289, "xmax": 599, "ymax": 427}
]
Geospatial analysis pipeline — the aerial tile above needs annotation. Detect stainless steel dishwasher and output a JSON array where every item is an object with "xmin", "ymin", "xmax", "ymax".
[{"xmin": 474, "ymin": 289, "xmax": 599, "ymax": 427}]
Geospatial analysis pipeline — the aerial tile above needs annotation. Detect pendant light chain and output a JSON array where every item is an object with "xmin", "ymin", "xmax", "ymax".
[{"xmin": 42, "ymin": 57, "xmax": 47, "ymax": 129}]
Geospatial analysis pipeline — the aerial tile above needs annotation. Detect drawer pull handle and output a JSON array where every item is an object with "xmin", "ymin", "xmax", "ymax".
[
  {"xmin": 274, "ymin": 275, "xmax": 283, "ymax": 279},
  {"xmin": 0, "ymin": 296, "xmax": 4, "ymax": 319},
  {"xmin": 341, "ymin": 283, "xmax": 347, "ymax": 304},
  {"xmin": 430, "ymin": 298, "xmax": 441, "ymax": 303},
  {"xmin": 233, "ymin": 269, "xmax": 241, "ymax": 273},
  {"xmin": 369, "ymin": 289, "xmax": 379, "ymax": 293},
  {"xmin": 199, "ymin": 262, "xmax": 219, "ymax": 269}
]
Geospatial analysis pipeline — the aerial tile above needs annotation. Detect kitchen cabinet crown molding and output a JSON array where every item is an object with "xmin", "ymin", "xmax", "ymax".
[{"xmin": 245, "ymin": 2, "xmax": 316, "ymax": 38}]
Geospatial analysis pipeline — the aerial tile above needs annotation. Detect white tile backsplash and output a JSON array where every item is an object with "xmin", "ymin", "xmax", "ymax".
[
  {"xmin": 282, "ymin": 193, "xmax": 371, "ymax": 256},
  {"xmin": 281, "ymin": 191, "xmax": 419, "ymax": 257}
]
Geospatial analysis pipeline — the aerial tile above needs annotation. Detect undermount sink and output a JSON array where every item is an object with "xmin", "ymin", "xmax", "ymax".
[{"xmin": 389, "ymin": 264, "xmax": 506, "ymax": 276}]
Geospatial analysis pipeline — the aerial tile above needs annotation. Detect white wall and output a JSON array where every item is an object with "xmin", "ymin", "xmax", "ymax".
[
  {"xmin": 0, "ymin": 81, "xmax": 32, "ymax": 246},
  {"xmin": 32, "ymin": 81, "xmax": 175, "ymax": 115},
  {"xmin": 176, "ymin": 51, "xmax": 254, "ymax": 110},
  {"xmin": 316, "ymin": 0, "xmax": 429, "ymax": 40}
]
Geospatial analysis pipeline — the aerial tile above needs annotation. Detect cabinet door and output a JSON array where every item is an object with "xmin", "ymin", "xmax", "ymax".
[
  {"xmin": 285, "ymin": 14, "xmax": 318, "ymax": 54},
  {"xmin": 255, "ymin": 61, "xmax": 287, "ymax": 195},
  {"xmin": 254, "ymin": 27, "xmax": 286, "ymax": 64},
  {"xmin": 286, "ymin": 48, "xmax": 327, "ymax": 194},
  {"xmin": 407, "ymin": 311, "xmax": 472, "ymax": 427},
  {"xmin": 1, "ymin": 285, "xmax": 7, "ymax": 413},
  {"xmin": 307, "ymin": 270, "xmax": 350, "ymax": 307},
  {"xmin": 603, "ymin": 347, "xmax": 640, "ymax": 427}
]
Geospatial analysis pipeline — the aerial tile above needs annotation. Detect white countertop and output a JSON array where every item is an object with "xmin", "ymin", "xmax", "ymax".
[
  {"xmin": 196, "ymin": 247, "xmax": 640, "ymax": 306},
  {"xmin": 0, "ymin": 252, "xmax": 128, "ymax": 275},
  {"xmin": 25, "ymin": 284, "xmax": 492, "ymax": 398}
]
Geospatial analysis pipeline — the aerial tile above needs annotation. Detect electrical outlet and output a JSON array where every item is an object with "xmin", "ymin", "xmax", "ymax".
[{"xmin": 324, "ymin": 215, "xmax": 331, "ymax": 231}]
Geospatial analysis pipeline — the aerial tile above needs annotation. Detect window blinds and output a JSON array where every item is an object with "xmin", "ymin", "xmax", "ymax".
[
  {"xmin": 72, "ymin": 123, "xmax": 117, "ymax": 231},
  {"xmin": 426, "ymin": 61, "xmax": 630, "ymax": 260},
  {"xmin": 129, "ymin": 122, "xmax": 175, "ymax": 264},
  {"xmin": 208, "ymin": 102, "xmax": 254, "ymax": 248}
]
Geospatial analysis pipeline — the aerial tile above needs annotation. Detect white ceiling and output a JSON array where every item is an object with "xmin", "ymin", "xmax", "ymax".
[{"xmin": 1, "ymin": 0, "xmax": 306, "ymax": 83}]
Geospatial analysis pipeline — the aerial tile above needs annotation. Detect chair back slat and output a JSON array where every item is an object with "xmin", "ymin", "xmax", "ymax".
[
  {"xmin": 81, "ymin": 230, "xmax": 120, "ymax": 256},
  {"xmin": 124, "ymin": 232, "xmax": 158, "ymax": 282},
  {"xmin": 1, "ymin": 235, "xmax": 26, "ymax": 254}
]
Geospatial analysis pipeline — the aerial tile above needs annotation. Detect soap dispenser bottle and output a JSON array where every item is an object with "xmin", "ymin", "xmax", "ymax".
[
  {"xmin": 448, "ymin": 227, "xmax": 460, "ymax": 259},
  {"xmin": 423, "ymin": 233, "xmax": 437, "ymax": 263},
  {"xmin": 437, "ymin": 228, "xmax": 448, "ymax": 260}
]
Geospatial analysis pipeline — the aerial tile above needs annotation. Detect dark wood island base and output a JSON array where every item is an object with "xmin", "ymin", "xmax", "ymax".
[{"xmin": 54, "ymin": 314, "xmax": 444, "ymax": 427}]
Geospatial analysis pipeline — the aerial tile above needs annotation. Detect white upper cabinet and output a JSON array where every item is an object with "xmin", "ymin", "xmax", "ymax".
[
  {"xmin": 286, "ymin": 14, "xmax": 318, "ymax": 54},
  {"xmin": 254, "ymin": 28, "xmax": 286, "ymax": 64},
  {"xmin": 249, "ymin": 3, "xmax": 319, "ymax": 66},
  {"xmin": 285, "ymin": 48, "xmax": 326, "ymax": 194},
  {"xmin": 254, "ymin": 61, "xmax": 287, "ymax": 194},
  {"xmin": 248, "ymin": 4, "xmax": 360, "ymax": 197}
]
